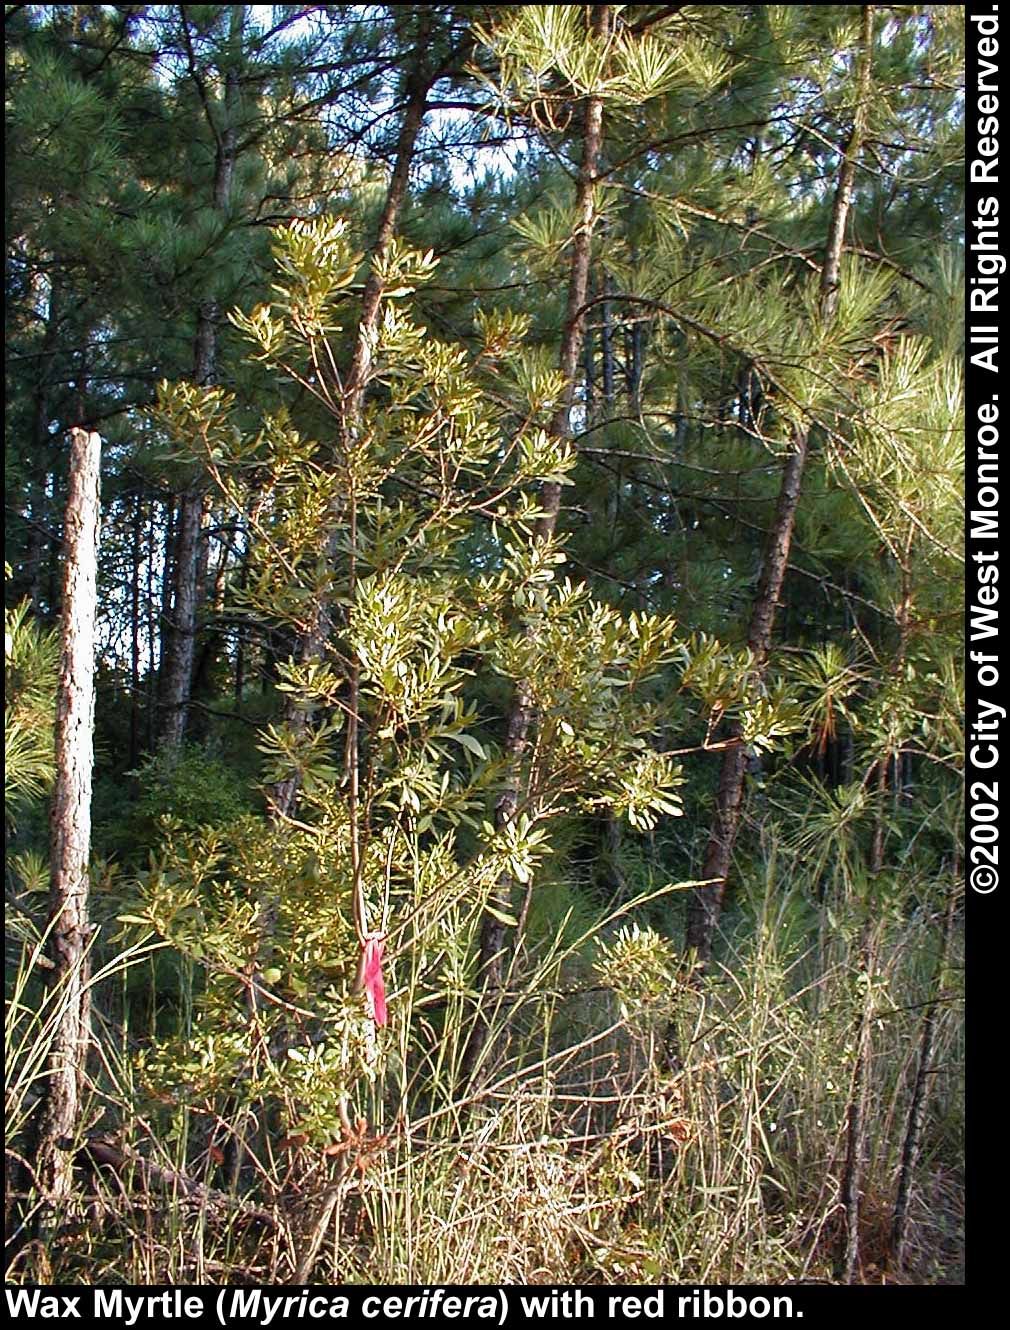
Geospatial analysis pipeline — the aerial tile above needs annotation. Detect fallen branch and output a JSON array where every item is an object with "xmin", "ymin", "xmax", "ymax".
[{"xmin": 81, "ymin": 1137, "xmax": 277, "ymax": 1231}]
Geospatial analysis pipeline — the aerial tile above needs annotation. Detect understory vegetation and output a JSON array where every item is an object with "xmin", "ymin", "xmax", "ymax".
[{"xmin": 7, "ymin": 860, "xmax": 963, "ymax": 1283}]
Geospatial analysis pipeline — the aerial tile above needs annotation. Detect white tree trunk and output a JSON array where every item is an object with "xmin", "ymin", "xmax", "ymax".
[{"xmin": 35, "ymin": 425, "xmax": 101, "ymax": 1224}]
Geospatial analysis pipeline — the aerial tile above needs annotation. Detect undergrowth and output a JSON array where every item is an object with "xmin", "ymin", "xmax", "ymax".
[{"xmin": 5, "ymin": 861, "xmax": 963, "ymax": 1286}]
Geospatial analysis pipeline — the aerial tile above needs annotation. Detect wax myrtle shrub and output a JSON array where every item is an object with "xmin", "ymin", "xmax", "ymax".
[{"xmin": 112, "ymin": 217, "xmax": 707, "ymax": 1257}]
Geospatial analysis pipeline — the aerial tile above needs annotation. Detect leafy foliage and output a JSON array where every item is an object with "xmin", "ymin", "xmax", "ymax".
[{"xmin": 4, "ymin": 598, "xmax": 58, "ymax": 825}]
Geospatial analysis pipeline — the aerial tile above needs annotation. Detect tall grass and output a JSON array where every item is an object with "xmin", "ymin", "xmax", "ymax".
[{"xmin": 5, "ymin": 860, "xmax": 963, "ymax": 1285}]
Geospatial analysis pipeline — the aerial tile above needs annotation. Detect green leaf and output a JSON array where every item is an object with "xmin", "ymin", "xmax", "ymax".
[
  {"xmin": 454, "ymin": 732, "xmax": 487, "ymax": 759},
  {"xmin": 483, "ymin": 902, "xmax": 519, "ymax": 927}
]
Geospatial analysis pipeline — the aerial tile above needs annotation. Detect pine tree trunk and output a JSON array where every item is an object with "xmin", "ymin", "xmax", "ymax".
[
  {"xmin": 465, "ymin": 5, "xmax": 610, "ymax": 1081},
  {"xmin": 33, "ymin": 426, "xmax": 101, "ymax": 1245},
  {"xmin": 160, "ymin": 487, "xmax": 203, "ymax": 749},
  {"xmin": 147, "ymin": 495, "xmax": 158, "ymax": 747},
  {"xmin": 685, "ymin": 5, "xmax": 876, "ymax": 967},
  {"xmin": 686, "ymin": 436, "xmax": 808, "ymax": 961},
  {"xmin": 625, "ymin": 291, "xmax": 644, "ymax": 414},
  {"xmin": 601, "ymin": 271, "xmax": 615, "ymax": 406},
  {"xmin": 583, "ymin": 270, "xmax": 596, "ymax": 420},
  {"xmin": 235, "ymin": 532, "xmax": 250, "ymax": 710},
  {"xmin": 27, "ymin": 278, "xmax": 63, "ymax": 617},
  {"xmin": 159, "ymin": 5, "xmax": 242, "ymax": 749},
  {"xmin": 158, "ymin": 496, "xmax": 176, "ymax": 691},
  {"xmin": 129, "ymin": 486, "xmax": 142, "ymax": 768}
]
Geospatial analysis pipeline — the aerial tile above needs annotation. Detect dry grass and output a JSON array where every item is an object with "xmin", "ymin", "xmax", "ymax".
[{"xmin": 5, "ymin": 869, "xmax": 964, "ymax": 1286}]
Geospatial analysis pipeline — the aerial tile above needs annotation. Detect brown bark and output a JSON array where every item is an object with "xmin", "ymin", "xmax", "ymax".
[
  {"xmin": 159, "ymin": 5, "xmax": 242, "ymax": 749},
  {"xmin": 160, "ymin": 488, "xmax": 204, "ymax": 749},
  {"xmin": 129, "ymin": 487, "xmax": 142, "ymax": 768},
  {"xmin": 146, "ymin": 495, "xmax": 159, "ymax": 747},
  {"xmin": 464, "ymin": 6, "xmax": 610, "ymax": 1081},
  {"xmin": 33, "ymin": 426, "xmax": 102, "ymax": 1237},
  {"xmin": 533, "ymin": 8, "xmax": 608, "ymax": 544},
  {"xmin": 686, "ymin": 438, "xmax": 808, "ymax": 958},
  {"xmin": 27, "ymin": 279, "xmax": 64, "ymax": 617},
  {"xmin": 82, "ymin": 1137, "xmax": 276, "ymax": 1230},
  {"xmin": 158, "ymin": 496, "xmax": 176, "ymax": 685},
  {"xmin": 625, "ymin": 307, "xmax": 644, "ymax": 413},
  {"xmin": 583, "ymin": 270, "xmax": 596, "ymax": 419},
  {"xmin": 601, "ymin": 272, "xmax": 615, "ymax": 406},
  {"xmin": 234, "ymin": 533, "xmax": 250, "ymax": 709},
  {"xmin": 686, "ymin": 5, "xmax": 876, "ymax": 966},
  {"xmin": 343, "ymin": 33, "xmax": 434, "ymax": 430}
]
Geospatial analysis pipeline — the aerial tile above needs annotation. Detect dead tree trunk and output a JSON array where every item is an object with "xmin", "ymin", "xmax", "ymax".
[
  {"xmin": 464, "ymin": 5, "xmax": 610, "ymax": 1081},
  {"xmin": 33, "ymin": 426, "xmax": 102, "ymax": 1242},
  {"xmin": 685, "ymin": 5, "xmax": 876, "ymax": 966}
]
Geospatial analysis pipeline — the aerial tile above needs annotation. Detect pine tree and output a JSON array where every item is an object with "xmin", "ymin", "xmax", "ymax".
[
  {"xmin": 681, "ymin": 5, "xmax": 874, "ymax": 962},
  {"xmin": 158, "ymin": 4, "xmax": 246, "ymax": 750}
]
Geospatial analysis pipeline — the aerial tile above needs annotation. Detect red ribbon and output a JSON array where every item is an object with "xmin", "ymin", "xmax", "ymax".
[{"xmin": 360, "ymin": 934, "xmax": 387, "ymax": 1027}]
